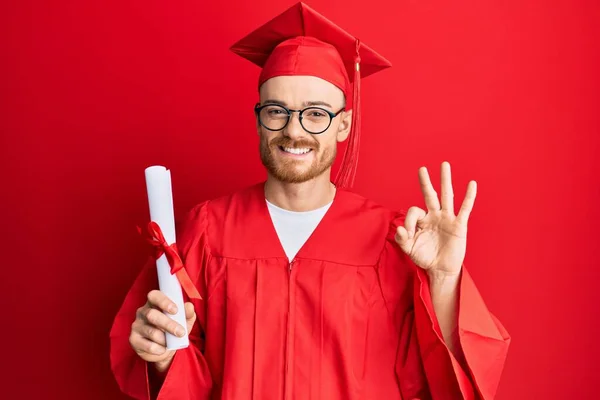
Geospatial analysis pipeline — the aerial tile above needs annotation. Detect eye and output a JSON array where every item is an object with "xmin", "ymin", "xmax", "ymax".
[
  {"xmin": 265, "ymin": 107, "xmax": 287, "ymax": 115},
  {"xmin": 307, "ymin": 110, "xmax": 327, "ymax": 118}
]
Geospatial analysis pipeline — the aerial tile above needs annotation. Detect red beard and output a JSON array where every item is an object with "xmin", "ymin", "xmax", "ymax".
[{"xmin": 259, "ymin": 134, "xmax": 336, "ymax": 183}]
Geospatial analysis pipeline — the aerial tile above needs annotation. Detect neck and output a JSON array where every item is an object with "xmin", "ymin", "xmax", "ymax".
[{"xmin": 264, "ymin": 172, "xmax": 336, "ymax": 212}]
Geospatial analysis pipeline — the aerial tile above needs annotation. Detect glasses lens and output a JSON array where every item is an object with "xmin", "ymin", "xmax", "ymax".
[
  {"xmin": 259, "ymin": 105, "xmax": 289, "ymax": 131},
  {"xmin": 301, "ymin": 107, "xmax": 332, "ymax": 134}
]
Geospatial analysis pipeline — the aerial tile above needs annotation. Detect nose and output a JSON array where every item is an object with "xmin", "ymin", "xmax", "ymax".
[{"xmin": 283, "ymin": 111, "xmax": 308, "ymax": 140}]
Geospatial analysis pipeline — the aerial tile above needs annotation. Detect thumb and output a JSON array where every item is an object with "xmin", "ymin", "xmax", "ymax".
[
  {"xmin": 184, "ymin": 302, "xmax": 196, "ymax": 332},
  {"xmin": 394, "ymin": 226, "xmax": 412, "ymax": 253}
]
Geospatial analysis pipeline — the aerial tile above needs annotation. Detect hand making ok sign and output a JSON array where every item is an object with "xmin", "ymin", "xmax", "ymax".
[{"xmin": 395, "ymin": 161, "xmax": 477, "ymax": 277}]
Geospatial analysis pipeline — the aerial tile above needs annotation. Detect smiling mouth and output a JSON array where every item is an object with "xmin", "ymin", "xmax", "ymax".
[{"xmin": 278, "ymin": 146, "xmax": 313, "ymax": 156}]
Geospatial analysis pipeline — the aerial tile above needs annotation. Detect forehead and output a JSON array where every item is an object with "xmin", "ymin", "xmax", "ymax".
[{"xmin": 259, "ymin": 75, "xmax": 344, "ymax": 105}]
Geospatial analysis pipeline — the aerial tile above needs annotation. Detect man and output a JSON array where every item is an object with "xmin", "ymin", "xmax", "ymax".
[{"xmin": 110, "ymin": 3, "xmax": 510, "ymax": 399}]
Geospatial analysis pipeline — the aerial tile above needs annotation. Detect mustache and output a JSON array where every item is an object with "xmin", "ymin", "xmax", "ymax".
[{"xmin": 269, "ymin": 136, "xmax": 319, "ymax": 150}]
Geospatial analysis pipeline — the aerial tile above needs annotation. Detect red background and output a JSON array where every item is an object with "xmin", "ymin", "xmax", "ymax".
[{"xmin": 1, "ymin": 0, "xmax": 598, "ymax": 398}]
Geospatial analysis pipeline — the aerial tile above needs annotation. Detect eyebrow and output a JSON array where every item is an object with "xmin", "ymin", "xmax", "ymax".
[{"xmin": 262, "ymin": 99, "xmax": 333, "ymax": 109}]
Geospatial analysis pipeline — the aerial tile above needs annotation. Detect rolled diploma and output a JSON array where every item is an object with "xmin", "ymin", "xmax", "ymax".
[{"xmin": 144, "ymin": 165, "xmax": 189, "ymax": 350}]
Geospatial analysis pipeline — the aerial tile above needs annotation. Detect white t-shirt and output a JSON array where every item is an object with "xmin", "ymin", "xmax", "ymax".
[{"xmin": 266, "ymin": 199, "xmax": 333, "ymax": 261}]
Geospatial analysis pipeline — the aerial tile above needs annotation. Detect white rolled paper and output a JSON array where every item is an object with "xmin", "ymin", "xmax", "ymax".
[{"xmin": 144, "ymin": 165, "xmax": 189, "ymax": 350}]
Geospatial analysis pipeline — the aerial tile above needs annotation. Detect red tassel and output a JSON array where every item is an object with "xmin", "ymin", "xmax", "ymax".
[{"xmin": 335, "ymin": 39, "xmax": 361, "ymax": 189}]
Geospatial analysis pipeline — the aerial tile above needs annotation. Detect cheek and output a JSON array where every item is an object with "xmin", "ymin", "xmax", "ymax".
[
  {"xmin": 316, "ymin": 135, "xmax": 336, "ymax": 150},
  {"xmin": 258, "ymin": 127, "xmax": 271, "ymax": 142}
]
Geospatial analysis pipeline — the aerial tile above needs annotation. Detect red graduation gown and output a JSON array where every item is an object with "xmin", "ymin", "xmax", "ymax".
[{"xmin": 110, "ymin": 182, "xmax": 510, "ymax": 400}]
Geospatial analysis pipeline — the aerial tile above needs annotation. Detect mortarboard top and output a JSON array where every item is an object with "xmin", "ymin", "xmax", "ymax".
[{"xmin": 230, "ymin": 2, "xmax": 392, "ymax": 188}]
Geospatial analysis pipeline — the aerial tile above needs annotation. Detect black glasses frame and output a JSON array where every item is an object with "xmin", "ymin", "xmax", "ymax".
[{"xmin": 254, "ymin": 103, "xmax": 345, "ymax": 135}]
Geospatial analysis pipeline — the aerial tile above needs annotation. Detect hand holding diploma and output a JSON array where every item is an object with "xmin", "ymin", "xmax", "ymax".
[{"xmin": 129, "ymin": 291, "xmax": 196, "ymax": 372}]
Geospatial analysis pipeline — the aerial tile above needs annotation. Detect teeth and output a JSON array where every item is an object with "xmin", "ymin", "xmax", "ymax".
[{"xmin": 283, "ymin": 147, "xmax": 311, "ymax": 155}]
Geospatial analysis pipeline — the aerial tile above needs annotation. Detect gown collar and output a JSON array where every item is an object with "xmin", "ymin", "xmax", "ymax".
[{"xmin": 254, "ymin": 181, "xmax": 343, "ymax": 263}]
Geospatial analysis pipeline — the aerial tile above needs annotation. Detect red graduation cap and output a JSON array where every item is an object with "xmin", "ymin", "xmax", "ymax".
[{"xmin": 230, "ymin": 2, "xmax": 391, "ymax": 188}]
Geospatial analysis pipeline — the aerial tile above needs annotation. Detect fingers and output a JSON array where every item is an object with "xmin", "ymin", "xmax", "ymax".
[
  {"xmin": 129, "ymin": 292, "xmax": 188, "ymax": 364},
  {"xmin": 395, "ymin": 207, "xmax": 426, "ymax": 254},
  {"xmin": 457, "ymin": 180, "xmax": 477, "ymax": 225},
  {"xmin": 147, "ymin": 290, "xmax": 177, "ymax": 314},
  {"xmin": 418, "ymin": 167, "xmax": 441, "ymax": 211},
  {"xmin": 141, "ymin": 306, "xmax": 186, "ymax": 338},
  {"xmin": 135, "ymin": 320, "xmax": 167, "ymax": 347},
  {"xmin": 404, "ymin": 206, "xmax": 427, "ymax": 236},
  {"xmin": 440, "ymin": 161, "xmax": 454, "ymax": 214},
  {"xmin": 129, "ymin": 329, "xmax": 167, "ymax": 356}
]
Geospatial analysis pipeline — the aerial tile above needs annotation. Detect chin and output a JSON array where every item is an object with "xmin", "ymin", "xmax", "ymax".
[
  {"xmin": 260, "ymin": 148, "xmax": 334, "ymax": 184},
  {"xmin": 274, "ymin": 169, "xmax": 312, "ymax": 184},
  {"xmin": 274, "ymin": 164, "xmax": 332, "ymax": 184}
]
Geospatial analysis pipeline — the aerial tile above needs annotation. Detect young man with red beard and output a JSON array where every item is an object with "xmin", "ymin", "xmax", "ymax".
[{"xmin": 110, "ymin": 3, "xmax": 510, "ymax": 399}]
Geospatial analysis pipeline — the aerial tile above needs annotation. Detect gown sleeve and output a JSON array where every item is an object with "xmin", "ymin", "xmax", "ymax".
[
  {"xmin": 109, "ymin": 201, "xmax": 213, "ymax": 400},
  {"xmin": 378, "ymin": 213, "xmax": 511, "ymax": 400}
]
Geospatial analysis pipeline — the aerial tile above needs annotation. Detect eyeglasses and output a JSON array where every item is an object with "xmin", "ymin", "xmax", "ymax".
[{"xmin": 254, "ymin": 103, "xmax": 345, "ymax": 135}]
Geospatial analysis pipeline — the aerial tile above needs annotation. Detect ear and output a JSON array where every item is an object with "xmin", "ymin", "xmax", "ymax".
[
  {"xmin": 336, "ymin": 109, "xmax": 352, "ymax": 142},
  {"xmin": 255, "ymin": 102, "xmax": 262, "ymax": 136}
]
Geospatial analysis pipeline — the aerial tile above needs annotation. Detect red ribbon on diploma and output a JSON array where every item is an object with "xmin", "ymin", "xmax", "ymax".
[{"xmin": 138, "ymin": 221, "xmax": 202, "ymax": 300}]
